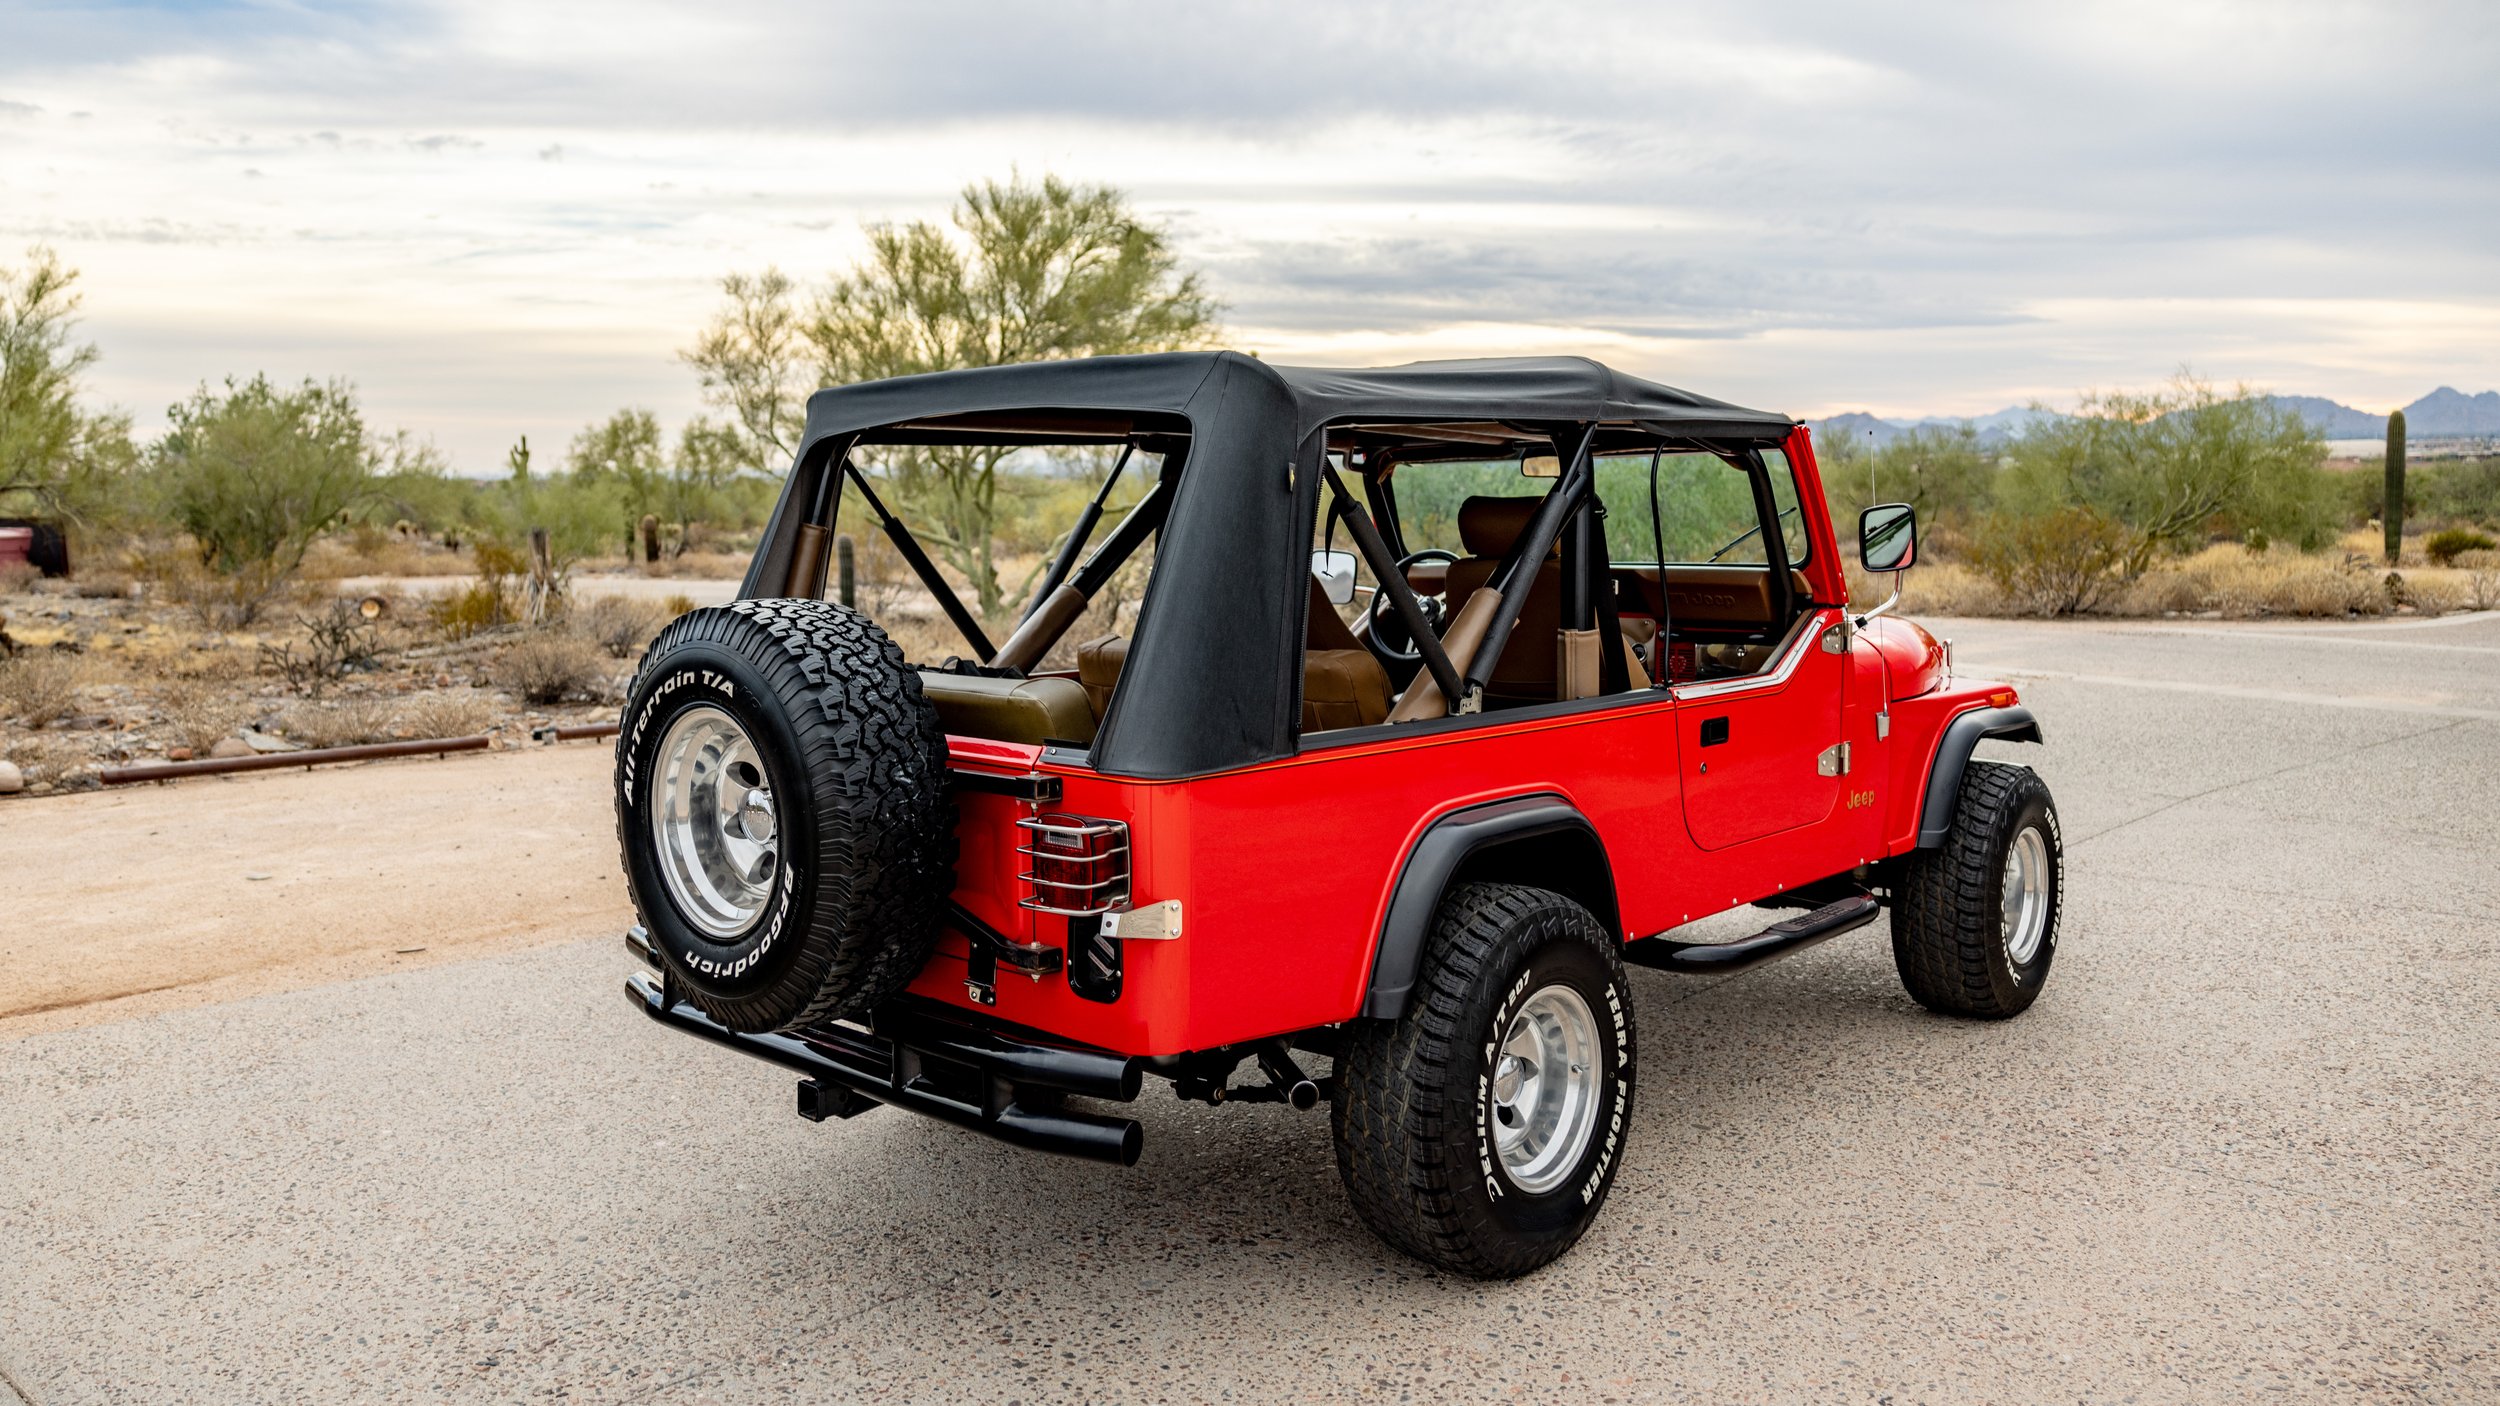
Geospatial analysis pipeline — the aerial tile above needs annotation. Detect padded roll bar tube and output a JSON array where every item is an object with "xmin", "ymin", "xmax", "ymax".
[
  {"xmin": 1023, "ymin": 442, "xmax": 1134, "ymax": 622},
  {"xmin": 783, "ymin": 435, "xmax": 856, "ymax": 600},
  {"xmin": 842, "ymin": 460, "xmax": 996, "ymax": 663},
  {"xmin": 990, "ymin": 476, "xmax": 1172, "ymax": 674},
  {"xmin": 1322, "ymin": 463, "xmax": 1467, "ymax": 713},
  {"xmin": 1463, "ymin": 423, "xmax": 1597, "ymax": 702}
]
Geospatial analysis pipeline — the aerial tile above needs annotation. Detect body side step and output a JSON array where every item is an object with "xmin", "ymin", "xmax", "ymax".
[{"xmin": 1622, "ymin": 893, "xmax": 1881, "ymax": 975}]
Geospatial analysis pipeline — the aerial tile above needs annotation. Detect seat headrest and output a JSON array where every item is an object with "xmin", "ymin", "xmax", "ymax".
[{"xmin": 1457, "ymin": 496, "xmax": 1551, "ymax": 558}]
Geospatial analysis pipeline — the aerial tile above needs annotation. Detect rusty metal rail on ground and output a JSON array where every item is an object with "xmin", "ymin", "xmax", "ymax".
[
  {"xmin": 99, "ymin": 735, "xmax": 493, "ymax": 785},
  {"xmin": 532, "ymin": 722, "xmax": 620, "ymax": 744}
]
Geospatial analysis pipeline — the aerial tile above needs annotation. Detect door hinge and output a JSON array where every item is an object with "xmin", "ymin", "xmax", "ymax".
[
  {"xmin": 1820, "ymin": 621, "xmax": 1852, "ymax": 654},
  {"xmin": 1816, "ymin": 742, "xmax": 1851, "ymax": 777}
]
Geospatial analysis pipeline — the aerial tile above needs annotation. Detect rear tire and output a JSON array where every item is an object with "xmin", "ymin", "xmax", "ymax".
[
  {"xmin": 1892, "ymin": 760, "xmax": 2061, "ymax": 1018},
  {"xmin": 1332, "ymin": 883, "xmax": 1636, "ymax": 1279},
  {"xmin": 615, "ymin": 598, "xmax": 953, "ymax": 1034}
]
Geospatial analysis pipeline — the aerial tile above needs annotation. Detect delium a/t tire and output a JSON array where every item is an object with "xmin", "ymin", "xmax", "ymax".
[{"xmin": 614, "ymin": 598, "xmax": 954, "ymax": 1033}]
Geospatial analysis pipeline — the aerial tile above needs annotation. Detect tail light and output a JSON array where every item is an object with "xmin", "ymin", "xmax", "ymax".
[{"xmin": 1016, "ymin": 814, "xmax": 1130, "ymax": 917}]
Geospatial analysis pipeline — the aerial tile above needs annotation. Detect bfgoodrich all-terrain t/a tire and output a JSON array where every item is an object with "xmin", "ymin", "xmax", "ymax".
[
  {"xmin": 1332, "ymin": 883, "xmax": 1637, "ymax": 1279},
  {"xmin": 1892, "ymin": 760, "xmax": 2062, "ymax": 1019},
  {"xmin": 614, "ymin": 598, "xmax": 953, "ymax": 1034}
]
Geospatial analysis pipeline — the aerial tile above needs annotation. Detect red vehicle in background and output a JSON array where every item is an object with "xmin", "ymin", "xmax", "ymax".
[{"xmin": 616, "ymin": 354, "xmax": 2060, "ymax": 1277}]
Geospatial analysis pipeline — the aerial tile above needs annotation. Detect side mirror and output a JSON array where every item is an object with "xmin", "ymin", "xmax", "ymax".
[
  {"xmin": 1311, "ymin": 549, "xmax": 1359, "ymax": 606},
  {"xmin": 1859, "ymin": 503, "xmax": 1918, "ymax": 573}
]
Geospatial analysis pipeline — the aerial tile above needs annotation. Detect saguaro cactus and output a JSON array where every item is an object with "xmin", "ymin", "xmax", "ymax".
[
  {"xmin": 2384, "ymin": 409, "xmax": 2407, "ymax": 565},
  {"xmin": 640, "ymin": 514, "xmax": 661, "ymax": 564},
  {"xmin": 835, "ymin": 533, "xmax": 857, "ymax": 608}
]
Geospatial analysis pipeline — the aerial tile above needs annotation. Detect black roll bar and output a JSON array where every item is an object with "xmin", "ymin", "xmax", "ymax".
[
  {"xmin": 1320, "ymin": 463, "xmax": 1468, "ymax": 712},
  {"xmin": 840, "ymin": 459, "xmax": 998, "ymax": 663},
  {"xmin": 1023, "ymin": 442, "xmax": 1136, "ymax": 621},
  {"xmin": 1462, "ymin": 423, "xmax": 1597, "ymax": 703}
]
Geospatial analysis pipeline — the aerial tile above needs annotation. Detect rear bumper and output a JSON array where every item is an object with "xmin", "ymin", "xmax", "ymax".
[{"xmin": 624, "ymin": 956, "xmax": 1145, "ymax": 1166}]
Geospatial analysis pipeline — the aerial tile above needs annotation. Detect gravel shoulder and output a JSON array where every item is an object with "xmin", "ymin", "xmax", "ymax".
[{"xmin": 0, "ymin": 742, "xmax": 625, "ymax": 1038}]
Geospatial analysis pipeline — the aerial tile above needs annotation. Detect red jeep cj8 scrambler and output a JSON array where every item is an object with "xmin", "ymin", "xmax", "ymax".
[{"xmin": 616, "ymin": 353, "xmax": 2060, "ymax": 1278}]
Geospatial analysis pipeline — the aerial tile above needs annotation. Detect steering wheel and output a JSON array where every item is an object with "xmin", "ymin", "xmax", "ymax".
[{"xmin": 1364, "ymin": 549, "xmax": 1459, "ymax": 672}]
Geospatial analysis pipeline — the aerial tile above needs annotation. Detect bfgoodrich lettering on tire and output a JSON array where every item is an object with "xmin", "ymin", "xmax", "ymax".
[
  {"xmin": 614, "ymin": 598, "xmax": 953, "ymax": 1034},
  {"xmin": 1332, "ymin": 882, "xmax": 1637, "ymax": 1279},
  {"xmin": 1892, "ymin": 760, "xmax": 2062, "ymax": 1019}
]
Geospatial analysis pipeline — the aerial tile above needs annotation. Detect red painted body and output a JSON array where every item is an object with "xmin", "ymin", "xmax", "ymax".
[{"xmin": 911, "ymin": 429, "xmax": 2019, "ymax": 1057}]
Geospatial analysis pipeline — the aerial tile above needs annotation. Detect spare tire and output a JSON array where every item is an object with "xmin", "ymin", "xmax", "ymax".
[{"xmin": 614, "ymin": 598, "xmax": 954, "ymax": 1033}]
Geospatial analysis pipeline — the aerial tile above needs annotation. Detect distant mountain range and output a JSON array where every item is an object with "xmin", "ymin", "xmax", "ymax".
[{"xmin": 1813, "ymin": 388, "xmax": 2500, "ymax": 448}]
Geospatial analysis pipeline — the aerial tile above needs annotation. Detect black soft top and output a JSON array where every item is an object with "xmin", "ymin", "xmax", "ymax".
[{"xmin": 744, "ymin": 353, "xmax": 1795, "ymax": 780}]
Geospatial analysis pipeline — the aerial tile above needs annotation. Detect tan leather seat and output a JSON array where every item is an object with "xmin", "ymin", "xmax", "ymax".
[
  {"xmin": 1439, "ymin": 496, "xmax": 1656, "ymax": 704},
  {"xmin": 1074, "ymin": 579, "xmax": 1394, "ymax": 736},
  {"xmin": 1441, "ymin": 497, "xmax": 1566, "ymax": 705},
  {"xmin": 919, "ymin": 671, "xmax": 1098, "ymax": 747}
]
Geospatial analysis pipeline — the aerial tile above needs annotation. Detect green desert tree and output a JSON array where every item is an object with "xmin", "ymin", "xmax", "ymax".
[
  {"xmin": 685, "ymin": 172, "xmax": 1222, "ymax": 624},
  {"xmin": 150, "ymin": 374, "xmax": 376, "ymax": 622},
  {"xmin": 1997, "ymin": 375, "xmax": 2334, "ymax": 576},
  {"xmin": 566, "ymin": 408, "xmax": 668, "ymax": 555},
  {"xmin": 0, "ymin": 246, "xmax": 140, "ymax": 533}
]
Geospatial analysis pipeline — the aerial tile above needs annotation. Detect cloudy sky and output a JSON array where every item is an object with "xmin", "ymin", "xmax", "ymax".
[{"xmin": 5, "ymin": 0, "xmax": 2496, "ymax": 470}]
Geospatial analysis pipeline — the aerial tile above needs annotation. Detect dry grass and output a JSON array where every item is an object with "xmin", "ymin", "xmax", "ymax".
[
  {"xmin": 300, "ymin": 530, "xmax": 474, "ymax": 579},
  {"xmin": 493, "ymin": 631, "xmax": 611, "ymax": 705},
  {"xmin": 0, "ymin": 561, "xmax": 38, "ymax": 594},
  {"xmin": 277, "ymin": 696, "xmax": 399, "ymax": 750},
  {"xmin": 0, "ymin": 730, "xmax": 95, "ymax": 788},
  {"xmin": 0, "ymin": 651, "xmax": 89, "ymax": 725},
  {"xmin": 156, "ymin": 678, "xmax": 255, "ymax": 752},
  {"xmin": 2111, "ymin": 546, "xmax": 2387, "ymax": 618},
  {"xmin": 2462, "ymin": 550, "xmax": 2500, "ymax": 611},
  {"xmin": 573, "ymin": 594, "xmax": 667, "ymax": 659},
  {"xmin": 394, "ymin": 690, "xmax": 495, "ymax": 739},
  {"xmin": 1844, "ymin": 544, "xmax": 2494, "ymax": 621}
]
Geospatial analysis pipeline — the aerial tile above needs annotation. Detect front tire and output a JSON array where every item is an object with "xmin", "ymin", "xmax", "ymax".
[
  {"xmin": 1332, "ymin": 883, "xmax": 1637, "ymax": 1279},
  {"xmin": 1892, "ymin": 760, "xmax": 2062, "ymax": 1018}
]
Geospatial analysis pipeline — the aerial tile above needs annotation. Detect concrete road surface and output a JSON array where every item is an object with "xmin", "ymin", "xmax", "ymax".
[{"xmin": 3, "ymin": 613, "xmax": 2495, "ymax": 1403}]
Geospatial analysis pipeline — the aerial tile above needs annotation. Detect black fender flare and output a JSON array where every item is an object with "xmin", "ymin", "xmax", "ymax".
[
  {"xmin": 1914, "ymin": 705, "xmax": 2043, "ymax": 848},
  {"xmin": 1358, "ymin": 793, "xmax": 1617, "ymax": 1020}
]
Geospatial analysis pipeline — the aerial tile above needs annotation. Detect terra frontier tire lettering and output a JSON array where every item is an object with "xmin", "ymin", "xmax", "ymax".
[
  {"xmin": 614, "ymin": 598, "xmax": 954, "ymax": 1034},
  {"xmin": 1332, "ymin": 883, "xmax": 1637, "ymax": 1278}
]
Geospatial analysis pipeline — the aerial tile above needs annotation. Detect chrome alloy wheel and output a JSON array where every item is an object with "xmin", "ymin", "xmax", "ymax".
[
  {"xmin": 649, "ymin": 705, "xmax": 780, "ymax": 939},
  {"xmin": 2001, "ymin": 823, "xmax": 2051, "ymax": 967},
  {"xmin": 1488, "ymin": 984, "xmax": 1604, "ymax": 1195}
]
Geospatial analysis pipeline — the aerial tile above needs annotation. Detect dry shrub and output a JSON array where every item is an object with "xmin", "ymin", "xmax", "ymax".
[
  {"xmin": 2101, "ymin": 545, "xmax": 2385, "ymax": 619},
  {"xmin": 428, "ymin": 578, "xmax": 515, "ymax": 641},
  {"xmin": 1966, "ymin": 508, "xmax": 2127, "ymax": 616},
  {"xmin": 574, "ymin": 593, "xmax": 666, "ymax": 658},
  {"xmin": 260, "ymin": 599, "xmax": 385, "ymax": 695},
  {"xmin": 395, "ymin": 690, "xmax": 495, "ymax": 739},
  {"xmin": 1845, "ymin": 560, "xmax": 2008, "ymax": 618},
  {"xmin": 2424, "ymin": 527, "xmax": 2497, "ymax": 567},
  {"xmin": 493, "ymin": 631, "xmax": 609, "ymax": 705},
  {"xmin": 660, "ymin": 592, "xmax": 697, "ymax": 618},
  {"xmin": 2404, "ymin": 575, "xmax": 2467, "ymax": 618},
  {"xmin": 277, "ymin": 696, "xmax": 397, "ymax": 750},
  {"xmin": 0, "ymin": 651, "xmax": 88, "ymax": 725},
  {"xmin": 72, "ymin": 569, "xmax": 135, "ymax": 600},
  {"xmin": 0, "ymin": 560, "xmax": 38, "ymax": 594},
  {"xmin": 156, "ymin": 678, "xmax": 253, "ymax": 752},
  {"xmin": 2461, "ymin": 550, "xmax": 2500, "ymax": 611},
  {"xmin": 2, "ymin": 731, "xmax": 94, "ymax": 789}
]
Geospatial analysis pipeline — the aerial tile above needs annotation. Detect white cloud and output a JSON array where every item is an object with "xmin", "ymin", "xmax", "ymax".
[{"xmin": 0, "ymin": 0, "xmax": 2494, "ymax": 467}]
